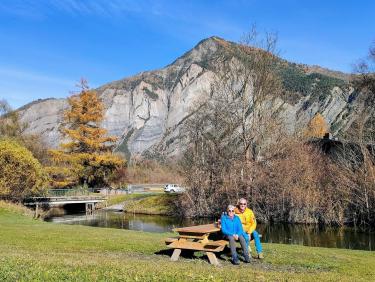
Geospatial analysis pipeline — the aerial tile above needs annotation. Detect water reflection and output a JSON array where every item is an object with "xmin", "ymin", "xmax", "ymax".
[
  {"xmin": 257, "ymin": 223, "xmax": 374, "ymax": 251},
  {"xmin": 46, "ymin": 210, "xmax": 374, "ymax": 251},
  {"xmin": 47, "ymin": 211, "xmax": 211, "ymax": 233}
]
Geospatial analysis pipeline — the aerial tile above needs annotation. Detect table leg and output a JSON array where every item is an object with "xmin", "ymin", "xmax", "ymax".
[
  {"xmin": 206, "ymin": 252, "xmax": 220, "ymax": 266},
  {"xmin": 171, "ymin": 249, "xmax": 181, "ymax": 261},
  {"xmin": 170, "ymin": 238, "xmax": 186, "ymax": 261},
  {"xmin": 199, "ymin": 234, "xmax": 209, "ymax": 244}
]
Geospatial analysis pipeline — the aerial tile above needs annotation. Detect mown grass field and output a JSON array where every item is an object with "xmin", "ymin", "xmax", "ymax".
[
  {"xmin": 103, "ymin": 193, "xmax": 176, "ymax": 215},
  {"xmin": 104, "ymin": 193, "xmax": 159, "ymax": 207},
  {"xmin": 0, "ymin": 202, "xmax": 374, "ymax": 281},
  {"xmin": 124, "ymin": 193, "xmax": 178, "ymax": 215}
]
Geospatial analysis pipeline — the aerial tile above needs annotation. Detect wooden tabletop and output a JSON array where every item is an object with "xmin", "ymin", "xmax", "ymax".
[{"xmin": 173, "ymin": 223, "xmax": 220, "ymax": 234}]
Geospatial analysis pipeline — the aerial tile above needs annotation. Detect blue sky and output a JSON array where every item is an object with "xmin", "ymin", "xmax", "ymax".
[{"xmin": 0, "ymin": 0, "xmax": 374, "ymax": 109}]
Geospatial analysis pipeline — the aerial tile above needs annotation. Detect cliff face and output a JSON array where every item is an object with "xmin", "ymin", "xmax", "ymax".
[{"xmin": 18, "ymin": 37, "xmax": 360, "ymax": 158}]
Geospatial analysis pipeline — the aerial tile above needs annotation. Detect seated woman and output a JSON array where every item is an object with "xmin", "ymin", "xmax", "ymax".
[{"xmin": 220, "ymin": 205, "xmax": 251, "ymax": 265}]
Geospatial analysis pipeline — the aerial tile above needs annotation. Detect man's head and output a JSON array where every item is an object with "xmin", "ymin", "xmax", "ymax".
[
  {"xmin": 227, "ymin": 204, "xmax": 235, "ymax": 218},
  {"xmin": 238, "ymin": 198, "xmax": 247, "ymax": 212}
]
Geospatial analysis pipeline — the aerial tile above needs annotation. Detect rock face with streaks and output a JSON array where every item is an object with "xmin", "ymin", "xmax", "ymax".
[{"xmin": 18, "ymin": 37, "xmax": 362, "ymax": 159}]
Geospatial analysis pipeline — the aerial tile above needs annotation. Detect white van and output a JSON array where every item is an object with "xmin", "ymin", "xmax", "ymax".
[{"xmin": 164, "ymin": 184, "xmax": 185, "ymax": 193}]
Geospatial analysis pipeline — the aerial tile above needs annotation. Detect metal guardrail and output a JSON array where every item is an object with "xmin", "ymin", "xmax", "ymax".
[
  {"xmin": 47, "ymin": 188, "xmax": 93, "ymax": 197},
  {"xmin": 46, "ymin": 184, "xmax": 165, "ymax": 197},
  {"xmin": 23, "ymin": 195, "xmax": 107, "ymax": 205}
]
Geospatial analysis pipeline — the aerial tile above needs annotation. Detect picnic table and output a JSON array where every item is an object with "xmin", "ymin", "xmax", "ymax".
[{"xmin": 165, "ymin": 223, "xmax": 228, "ymax": 266}]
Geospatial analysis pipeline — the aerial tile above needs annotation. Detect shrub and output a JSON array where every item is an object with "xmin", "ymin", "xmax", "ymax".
[
  {"xmin": 0, "ymin": 139, "xmax": 48, "ymax": 200},
  {"xmin": 179, "ymin": 137, "xmax": 350, "ymax": 226}
]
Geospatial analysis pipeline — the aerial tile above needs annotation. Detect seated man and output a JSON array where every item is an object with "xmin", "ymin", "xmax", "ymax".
[
  {"xmin": 235, "ymin": 198, "xmax": 264, "ymax": 259},
  {"xmin": 221, "ymin": 204, "xmax": 251, "ymax": 265}
]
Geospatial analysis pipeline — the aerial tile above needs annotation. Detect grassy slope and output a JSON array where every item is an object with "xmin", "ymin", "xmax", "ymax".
[
  {"xmin": 104, "ymin": 193, "xmax": 158, "ymax": 207},
  {"xmin": 0, "ymin": 205, "xmax": 374, "ymax": 281},
  {"xmin": 124, "ymin": 194, "xmax": 178, "ymax": 215}
]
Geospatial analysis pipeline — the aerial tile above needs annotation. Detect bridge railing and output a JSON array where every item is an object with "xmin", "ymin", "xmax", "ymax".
[{"xmin": 47, "ymin": 188, "xmax": 93, "ymax": 197}]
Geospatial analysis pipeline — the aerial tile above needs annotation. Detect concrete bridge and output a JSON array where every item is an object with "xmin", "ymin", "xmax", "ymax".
[{"xmin": 24, "ymin": 195, "xmax": 107, "ymax": 217}]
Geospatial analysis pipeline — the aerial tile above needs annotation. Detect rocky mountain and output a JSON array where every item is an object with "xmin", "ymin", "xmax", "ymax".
[{"xmin": 18, "ymin": 36, "xmax": 361, "ymax": 159}]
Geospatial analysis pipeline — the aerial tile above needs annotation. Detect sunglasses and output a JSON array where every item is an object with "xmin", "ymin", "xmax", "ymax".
[
  {"xmin": 228, "ymin": 210, "xmax": 235, "ymax": 212},
  {"xmin": 239, "ymin": 203, "xmax": 247, "ymax": 205}
]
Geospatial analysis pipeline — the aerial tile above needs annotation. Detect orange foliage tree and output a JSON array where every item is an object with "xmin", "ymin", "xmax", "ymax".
[
  {"xmin": 48, "ymin": 80, "xmax": 125, "ymax": 188},
  {"xmin": 305, "ymin": 112, "xmax": 329, "ymax": 138}
]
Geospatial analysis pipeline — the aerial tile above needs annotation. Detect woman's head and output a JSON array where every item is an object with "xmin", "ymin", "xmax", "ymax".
[{"xmin": 227, "ymin": 204, "xmax": 235, "ymax": 216}]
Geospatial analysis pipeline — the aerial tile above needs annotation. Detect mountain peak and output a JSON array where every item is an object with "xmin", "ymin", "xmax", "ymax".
[
  {"xmin": 167, "ymin": 36, "xmax": 233, "ymax": 70},
  {"xmin": 196, "ymin": 36, "xmax": 227, "ymax": 45}
]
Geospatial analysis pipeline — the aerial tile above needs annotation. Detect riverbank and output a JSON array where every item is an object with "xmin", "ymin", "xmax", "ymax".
[
  {"xmin": 0, "ymin": 202, "xmax": 374, "ymax": 281},
  {"xmin": 124, "ymin": 193, "xmax": 178, "ymax": 215},
  {"xmin": 103, "ymin": 193, "xmax": 157, "ymax": 208},
  {"xmin": 102, "ymin": 193, "xmax": 178, "ymax": 215}
]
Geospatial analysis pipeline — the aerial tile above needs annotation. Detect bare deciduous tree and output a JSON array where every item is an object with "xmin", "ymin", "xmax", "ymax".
[
  {"xmin": 340, "ymin": 40, "xmax": 375, "ymax": 229},
  {"xmin": 179, "ymin": 34, "xmax": 375, "ymax": 230},
  {"xmin": 179, "ymin": 28, "xmax": 286, "ymax": 217}
]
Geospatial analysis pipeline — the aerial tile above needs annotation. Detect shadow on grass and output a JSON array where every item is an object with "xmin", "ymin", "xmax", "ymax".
[
  {"xmin": 155, "ymin": 248, "xmax": 199, "ymax": 259},
  {"xmin": 155, "ymin": 246, "xmax": 279, "ymax": 268},
  {"xmin": 154, "ymin": 247, "xmax": 334, "ymax": 273},
  {"xmin": 155, "ymin": 248, "xmax": 234, "ymax": 264}
]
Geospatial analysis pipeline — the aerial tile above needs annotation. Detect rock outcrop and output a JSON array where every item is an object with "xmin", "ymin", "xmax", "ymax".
[{"xmin": 18, "ymin": 37, "xmax": 360, "ymax": 159}]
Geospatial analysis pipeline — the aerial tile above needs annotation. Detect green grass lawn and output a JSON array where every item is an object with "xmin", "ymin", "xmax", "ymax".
[
  {"xmin": 0, "ymin": 202, "xmax": 374, "ymax": 281},
  {"xmin": 124, "ymin": 193, "xmax": 178, "ymax": 215},
  {"xmin": 104, "ymin": 193, "xmax": 159, "ymax": 207},
  {"xmin": 103, "ymin": 193, "xmax": 175, "ymax": 215}
]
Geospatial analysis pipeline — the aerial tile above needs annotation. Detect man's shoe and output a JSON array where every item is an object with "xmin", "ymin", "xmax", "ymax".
[
  {"xmin": 232, "ymin": 259, "xmax": 240, "ymax": 265},
  {"xmin": 257, "ymin": 252, "xmax": 264, "ymax": 259},
  {"xmin": 244, "ymin": 258, "xmax": 251, "ymax": 263}
]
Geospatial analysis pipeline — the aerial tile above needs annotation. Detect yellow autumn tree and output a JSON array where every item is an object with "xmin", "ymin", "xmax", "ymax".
[
  {"xmin": 305, "ymin": 112, "xmax": 329, "ymax": 138},
  {"xmin": 0, "ymin": 139, "xmax": 48, "ymax": 200},
  {"xmin": 1, "ymin": 99, "xmax": 49, "ymax": 164},
  {"xmin": 48, "ymin": 80, "xmax": 125, "ymax": 188}
]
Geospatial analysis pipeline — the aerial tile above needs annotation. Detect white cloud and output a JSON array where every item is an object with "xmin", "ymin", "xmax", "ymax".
[
  {"xmin": 48, "ymin": 0, "xmax": 146, "ymax": 17},
  {"xmin": 0, "ymin": 0, "xmax": 145, "ymax": 18},
  {"xmin": 0, "ymin": 0, "xmax": 45, "ymax": 20},
  {"xmin": 0, "ymin": 67, "xmax": 76, "ymax": 108},
  {"xmin": 0, "ymin": 67, "xmax": 74, "ymax": 86}
]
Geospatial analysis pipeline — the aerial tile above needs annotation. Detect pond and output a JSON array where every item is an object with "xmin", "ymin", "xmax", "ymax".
[{"xmin": 46, "ymin": 210, "xmax": 374, "ymax": 251}]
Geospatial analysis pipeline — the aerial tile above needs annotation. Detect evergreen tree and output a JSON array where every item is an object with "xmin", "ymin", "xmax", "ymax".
[{"xmin": 48, "ymin": 80, "xmax": 125, "ymax": 187}]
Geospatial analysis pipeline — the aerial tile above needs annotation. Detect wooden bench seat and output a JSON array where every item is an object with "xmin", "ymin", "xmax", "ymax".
[
  {"xmin": 210, "ymin": 240, "xmax": 229, "ymax": 247},
  {"xmin": 165, "ymin": 235, "xmax": 262, "ymax": 247},
  {"xmin": 207, "ymin": 234, "xmax": 262, "ymax": 245},
  {"xmin": 167, "ymin": 240, "xmax": 226, "ymax": 253},
  {"xmin": 165, "ymin": 237, "xmax": 179, "ymax": 245}
]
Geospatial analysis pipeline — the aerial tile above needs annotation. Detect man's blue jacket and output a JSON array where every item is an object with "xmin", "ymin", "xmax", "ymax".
[{"xmin": 220, "ymin": 214, "xmax": 246, "ymax": 237}]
